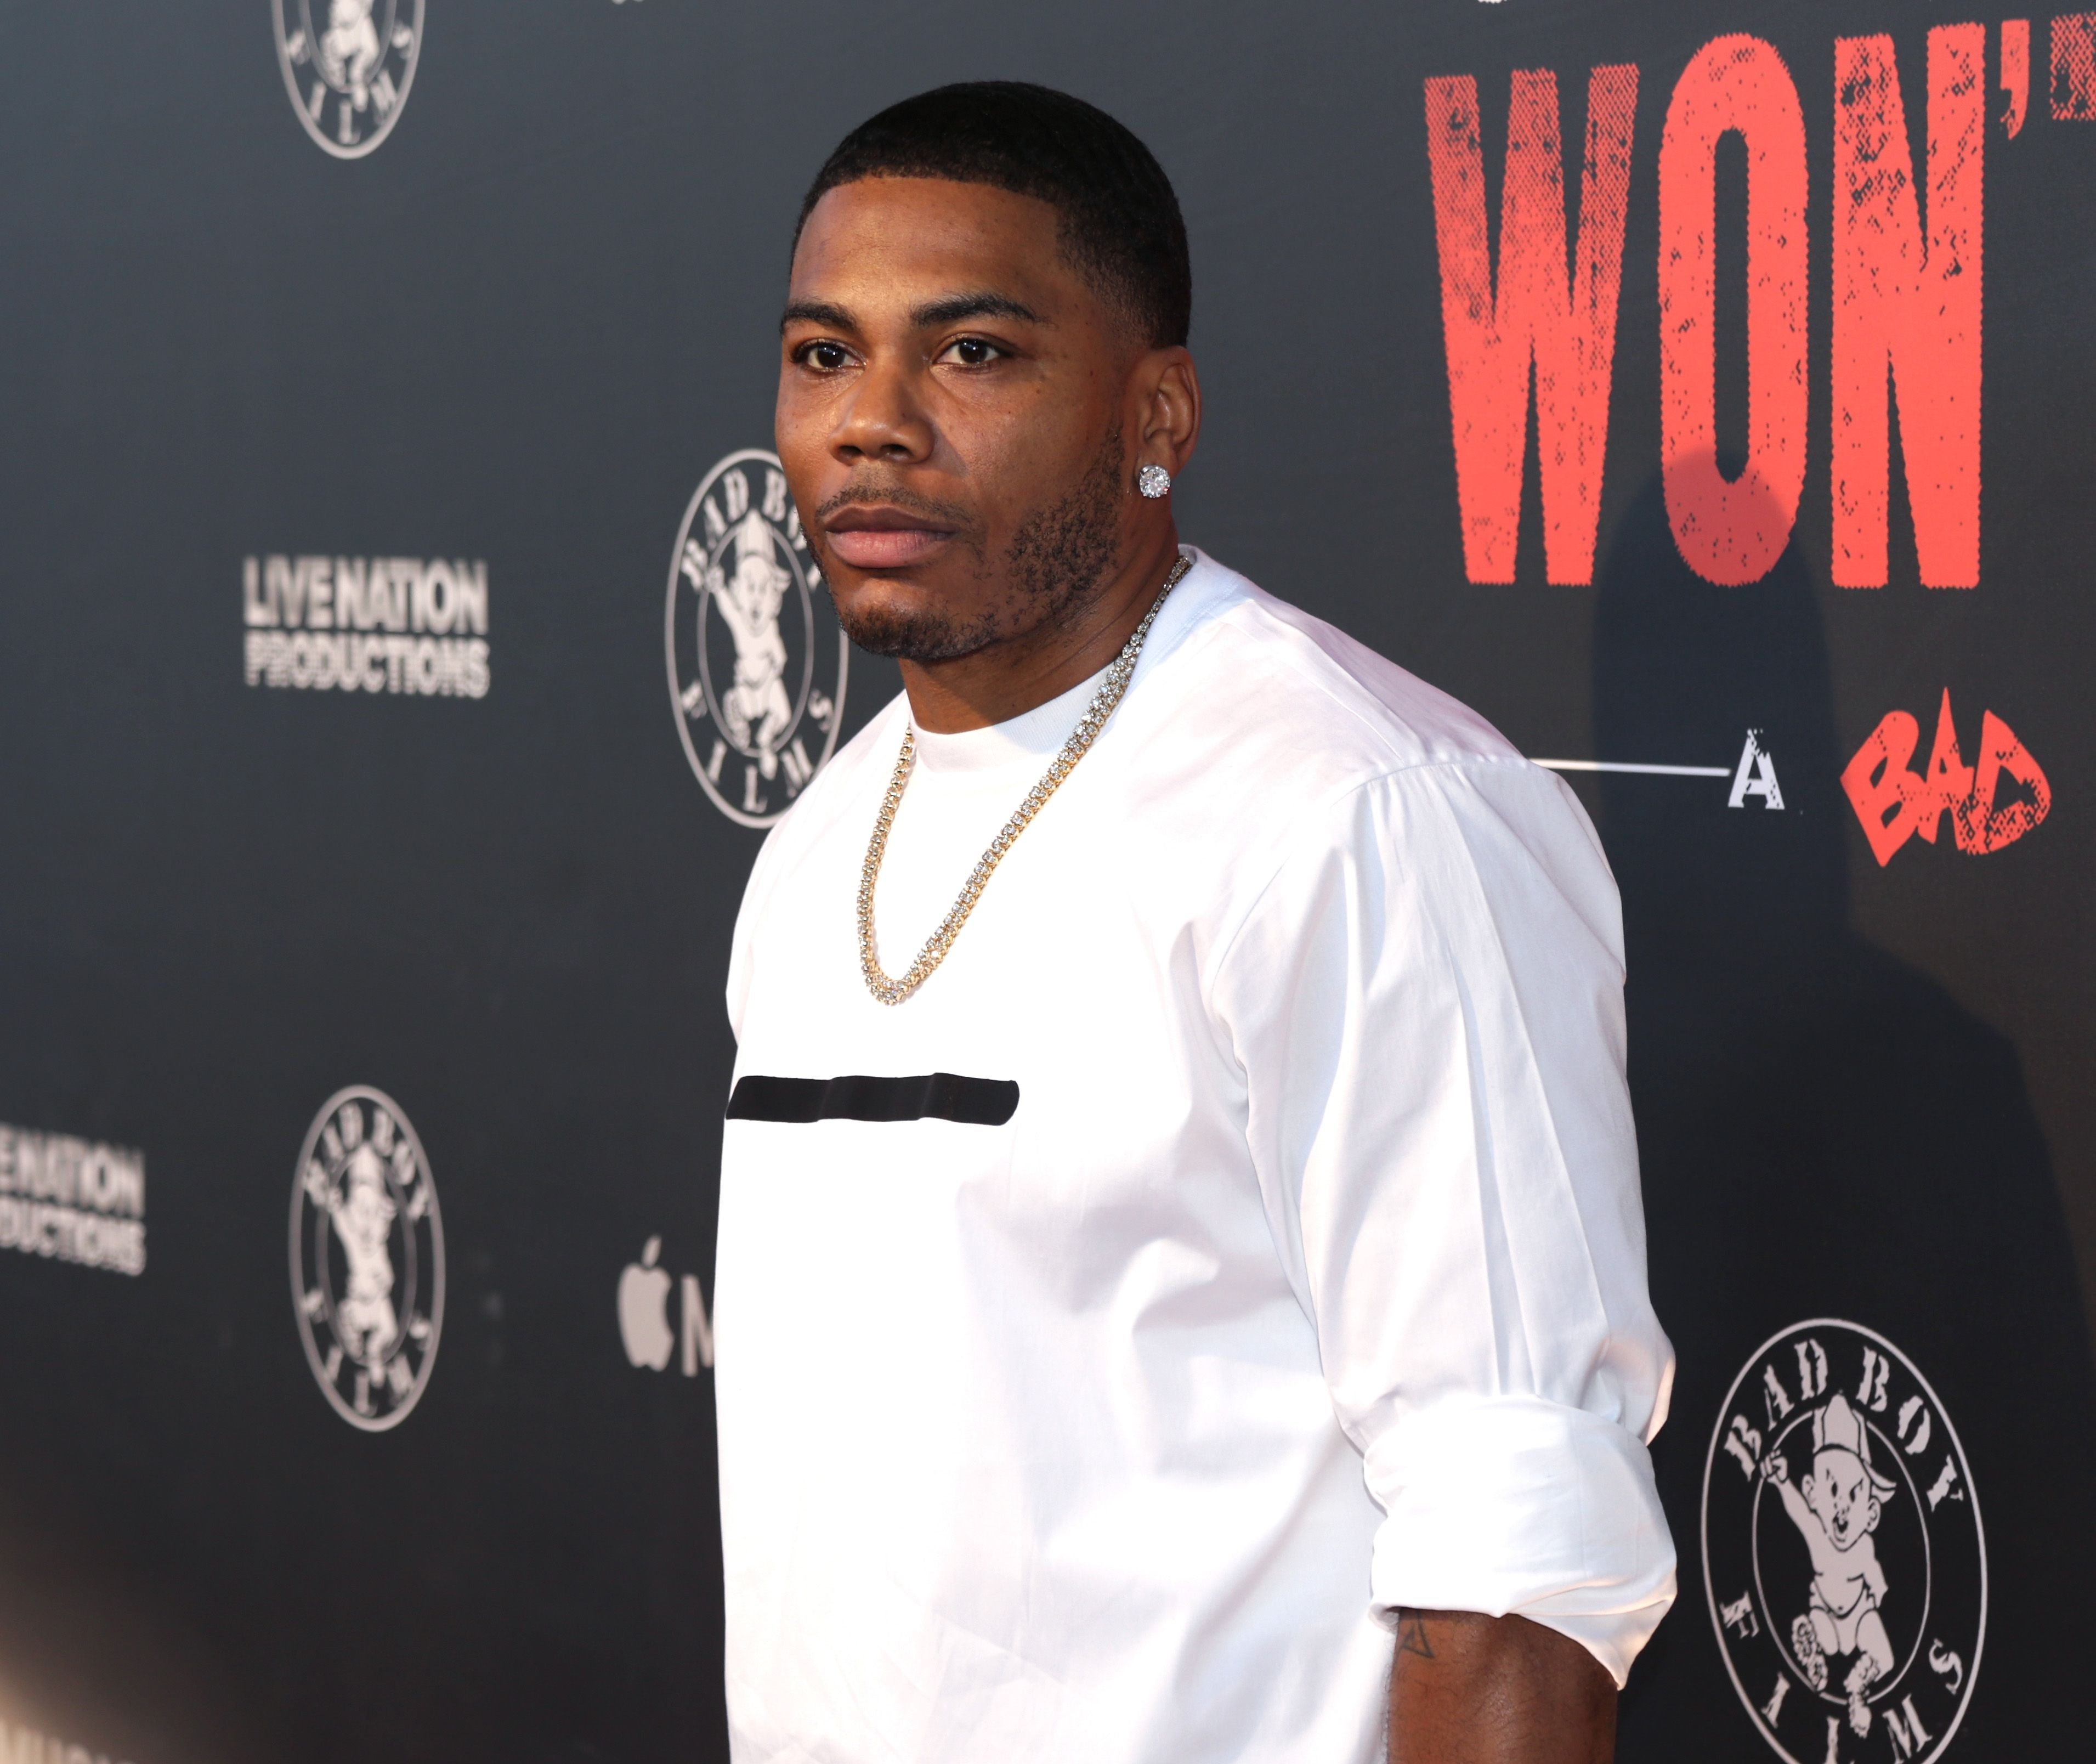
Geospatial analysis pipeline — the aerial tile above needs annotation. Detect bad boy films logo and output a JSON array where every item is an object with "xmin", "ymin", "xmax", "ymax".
[
  {"xmin": 288, "ymin": 1087, "xmax": 444, "ymax": 1430},
  {"xmin": 273, "ymin": 1, "xmax": 423, "ymax": 159},
  {"xmin": 665, "ymin": 449, "xmax": 848, "ymax": 827},
  {"xmin": 1704, "ymin": 1321, "xmax": 1984, "ymax": 1763}
]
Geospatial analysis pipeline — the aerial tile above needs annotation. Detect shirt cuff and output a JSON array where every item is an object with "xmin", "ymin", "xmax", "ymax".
[{"xmin": 1363, "ymin": 1393, "xmax": 1678, "ymax": 1687}]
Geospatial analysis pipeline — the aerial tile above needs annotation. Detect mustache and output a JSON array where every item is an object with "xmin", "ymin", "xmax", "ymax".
[{"xmin": 813, "ymin": 482, "xmax": 977, "ymax": 532}]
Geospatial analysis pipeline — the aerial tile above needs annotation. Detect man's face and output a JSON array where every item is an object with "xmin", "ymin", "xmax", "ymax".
[{"xmin": 777, "ymin": 177, "xmax": 1140, "ymax": 663}]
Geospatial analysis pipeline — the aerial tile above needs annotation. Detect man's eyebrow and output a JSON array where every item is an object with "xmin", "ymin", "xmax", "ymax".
[
  {"xmin": 779, "ymin": 292, "xmax": 1050, "ymax": 336},
  {"xmin": 780, "ymin": 299, "xmax": 858, "ymax": 335},
  {"xmin": 909, "ymin": 292, "xmax": 1049, "ymax": 329}
]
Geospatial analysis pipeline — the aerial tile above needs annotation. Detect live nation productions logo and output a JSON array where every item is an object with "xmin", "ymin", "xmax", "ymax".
[
  {"xmin": 1704, "ymin": 1321, "xmax": 1984, "ymax": 1764},
  {"xmin": 289, "ymin": 1087, "xmax": 444, "ymax": 1431},
  {"xmin": 273, "ymin": 2, "xmax": 423, "ymax": 159},
  {"xmin": 0, "ymin": 1122, "xmax": 147, "ymax": 1277},
  {"xmin": 665, "ymin": 450, "xmax": 848, "ymax": 828},
  {"xmin": 243, "ymin": 554, "xmax": 490, "ymax": 699}
]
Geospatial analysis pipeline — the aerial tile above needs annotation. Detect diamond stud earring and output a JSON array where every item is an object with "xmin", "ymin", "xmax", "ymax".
[{"xmin": 1137, "ymin": 463, "xmax": 1172, "ymax": 499}]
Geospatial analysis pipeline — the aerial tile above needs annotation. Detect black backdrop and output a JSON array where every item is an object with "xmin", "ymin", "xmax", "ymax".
[{"xmin": 3, "ymin": 4, "xmax": 2093, "ymax": 1761}]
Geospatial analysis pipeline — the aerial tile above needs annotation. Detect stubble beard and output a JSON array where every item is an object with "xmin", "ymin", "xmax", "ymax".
[{"xmin": 830, "ymin": 428, "xmax": 1128, "ymax": 665}]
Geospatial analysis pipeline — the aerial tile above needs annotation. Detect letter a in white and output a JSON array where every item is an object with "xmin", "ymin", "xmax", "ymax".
[{"xmin": 1730, "ymin": 729, "xmax": 1786, "ymax": 809}]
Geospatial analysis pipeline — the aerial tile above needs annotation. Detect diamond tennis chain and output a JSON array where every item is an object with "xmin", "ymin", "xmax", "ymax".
[{"xmin": 857, "ymin": 552, "xmax": 1192, "ymax": 1005}]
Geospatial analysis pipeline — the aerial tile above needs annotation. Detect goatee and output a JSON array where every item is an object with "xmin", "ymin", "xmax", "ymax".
[{"xmin": 834, "ymin": 429, "xmax": 1127, "ymax": 664}]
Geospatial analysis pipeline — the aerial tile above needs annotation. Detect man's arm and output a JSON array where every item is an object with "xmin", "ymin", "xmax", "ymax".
[
  {"xmin": 1389, "ymin": 1609, "xmax": 1616, "ymax": 1764},
  {"xmin": 1214, "ymin": 767, "xmax": 1676, "ymax": 1728}
]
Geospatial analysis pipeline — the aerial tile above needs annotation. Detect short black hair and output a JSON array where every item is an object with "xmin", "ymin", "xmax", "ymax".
[{"xmin": 796, "ymin": 82, "xmax": 1192, "ymax": 349}]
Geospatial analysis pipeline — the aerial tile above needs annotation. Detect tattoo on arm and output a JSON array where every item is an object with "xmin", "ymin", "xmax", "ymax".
[{"xmin": 1388, "ymin": 1610, "xmax": 1618, "ymax": 1762}]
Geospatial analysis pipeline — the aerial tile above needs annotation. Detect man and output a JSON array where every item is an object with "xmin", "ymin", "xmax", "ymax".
[{"xmin": 714, "ymin": 82, "xmax": 1675, "ymax": 1763}]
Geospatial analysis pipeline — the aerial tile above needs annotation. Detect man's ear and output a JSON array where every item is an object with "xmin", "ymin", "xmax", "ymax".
[{"xmin": 1132, "ymin": 346, "xmax": 1202, "ymax": 480}]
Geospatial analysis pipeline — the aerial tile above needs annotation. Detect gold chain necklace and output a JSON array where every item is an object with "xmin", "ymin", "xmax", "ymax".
[{"xmin": 858, "ymin": 553, "xmax": 1192, "ymax": 1005}]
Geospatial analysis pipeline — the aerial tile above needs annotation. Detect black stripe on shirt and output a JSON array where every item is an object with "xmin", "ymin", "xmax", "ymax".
[{"xmin": 726, "ymin": 1073, "xmax": 1020, "ymax": 1127}]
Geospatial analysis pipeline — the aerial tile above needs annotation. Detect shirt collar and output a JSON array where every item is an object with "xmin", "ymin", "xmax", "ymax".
[{"xmin": 905, "ymin": 548, "xmax": 1230, "ymax": 778}]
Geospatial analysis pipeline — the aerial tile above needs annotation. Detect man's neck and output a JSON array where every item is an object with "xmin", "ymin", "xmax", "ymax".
[{"xmin": 898, "ymin": 527, "xmax": 1185, "ymax": 733}]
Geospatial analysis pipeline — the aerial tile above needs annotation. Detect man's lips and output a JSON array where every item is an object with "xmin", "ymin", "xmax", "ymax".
[{"xmin": 822, "ymin": 506, "xmax": 955, "ymax": 570}]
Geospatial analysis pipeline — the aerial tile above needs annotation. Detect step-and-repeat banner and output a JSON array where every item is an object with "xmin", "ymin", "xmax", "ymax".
[{"xmin": 3, "ymin": 3, "xmax": 2092, "ymax": 1760}]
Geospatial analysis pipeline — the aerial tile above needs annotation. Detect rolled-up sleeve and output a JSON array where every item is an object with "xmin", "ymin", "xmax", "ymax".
[{"xmin": 1212, "ymin": 759, "xmax": 1676, "ymax": 1686}]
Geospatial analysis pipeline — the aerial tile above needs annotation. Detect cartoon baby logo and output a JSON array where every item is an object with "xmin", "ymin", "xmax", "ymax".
[
  {"xmin": 664, "ymin": 449, "xmax": 849, "ymax": 828},
  {"xmin": 329, "ymin": 1137, "xmax": 418, "ymax": 1370},
  {"xmin": 712, "ymin": 509, "xmax": 797, "ymax": 780},
  {"xmin": 1763, "ymin": 1392, "xmax": 1896, "ymax": 1736},
  {"xmin": 273, "ymin": 1, "xmax": 424, "ymax": 160},
  {"xmin": 289, "ymin": 1086, "xmax": 444, "ymax": 1431},
  {"xmin": 1704, "ymin": 1321, "xmax": 1984, "ymax": 1764},
  {"xmin": 320, "ymin": 0, "xmax": 383, "ymax": 111}
]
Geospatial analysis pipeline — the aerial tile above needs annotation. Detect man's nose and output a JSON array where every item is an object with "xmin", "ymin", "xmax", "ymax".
[{"xmin": 831, "ymin": 355, "xmax": 935, "ymax": 465}]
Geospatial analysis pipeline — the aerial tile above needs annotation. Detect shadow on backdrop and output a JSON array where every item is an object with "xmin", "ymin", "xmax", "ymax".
[{"xmin": 1593, "ymin": 471, "xmax": 2096, "ymax": 1759}]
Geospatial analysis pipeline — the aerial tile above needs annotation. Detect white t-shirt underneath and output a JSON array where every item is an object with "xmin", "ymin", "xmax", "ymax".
[{"xmin": 715, "ymin": 551, "xmax": 1676, "ymax": 1764}]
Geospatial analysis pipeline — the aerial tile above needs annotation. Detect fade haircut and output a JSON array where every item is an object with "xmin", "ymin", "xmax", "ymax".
[{"xmin": 795, "ymin": 82, "xmax": 1192, "ymax": 350}]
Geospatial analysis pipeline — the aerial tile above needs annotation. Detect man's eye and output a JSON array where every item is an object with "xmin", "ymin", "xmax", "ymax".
[
  {"xmin": 941, "ymin": 337, "xmax": 1003, "ymax": 366},
  {"xmin": 800, "ymin": 341, "xmax": 852, "ymax": 371}
]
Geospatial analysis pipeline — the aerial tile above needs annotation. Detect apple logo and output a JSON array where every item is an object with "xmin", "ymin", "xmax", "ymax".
[{"xmin": 618, "ymin": 1235, "xmax": 676, "ymax": 1371}]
